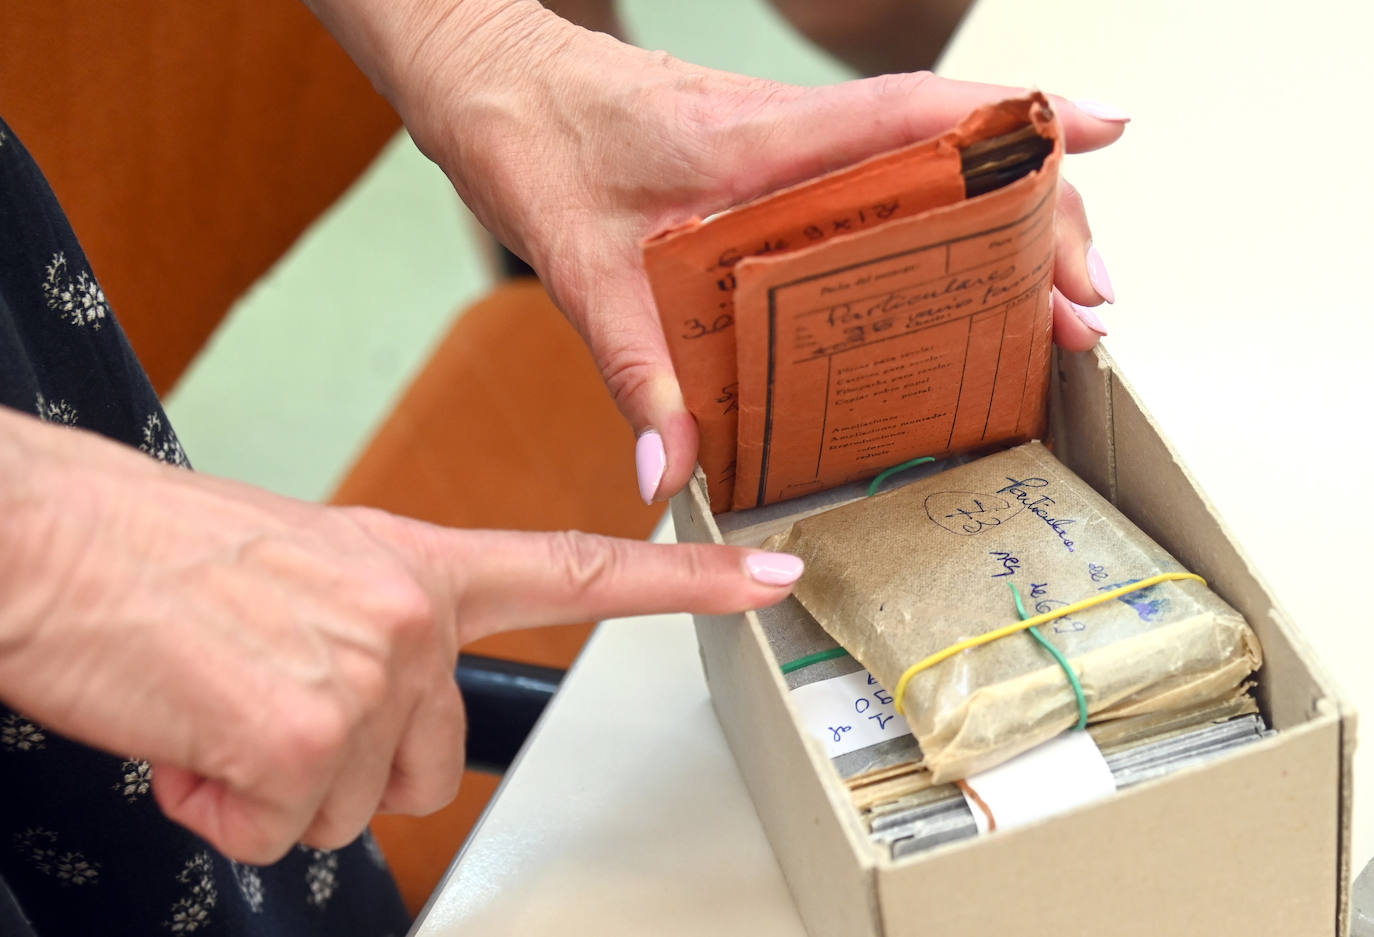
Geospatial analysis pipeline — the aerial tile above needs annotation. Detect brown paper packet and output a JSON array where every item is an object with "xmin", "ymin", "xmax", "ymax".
[{"xmin": 764, "ymin": 441, "xmax": 1262, "ymax": 782}]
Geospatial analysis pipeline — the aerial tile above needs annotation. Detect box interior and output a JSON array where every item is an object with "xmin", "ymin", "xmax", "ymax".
[{"xmin": 674, "ymin": 345, "xmax": 1351, "ymax": 936}]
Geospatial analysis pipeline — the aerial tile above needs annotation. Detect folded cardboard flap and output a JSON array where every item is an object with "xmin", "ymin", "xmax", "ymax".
[
  {"xmin": 729, "ymin": 106, "xmax": 1059, "ymax": 510},
  {"xmin": 672, "ymin": 345, "xmax": 1352, "ymax": 937},
  {"xmin": 648, "ymin": 93, "xmax": 1062, "ymax": 514},
  {"xmin": 648, "ymin": 117, "xmax": 967, "ymax": 514}
]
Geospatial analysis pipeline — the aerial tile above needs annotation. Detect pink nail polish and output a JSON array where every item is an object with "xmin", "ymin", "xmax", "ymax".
[
  {"xmin": 1074, "ymin": 99, "xmax": 1131, "ymax": 122},
  {"xmin": 1071, "ymin": 301, "xmax": 1108, "ymax": 336},
  {"xmin": 635, "ymin": 430, "xmax": 666, "ymax": 504},
  {"xmin": 746, "ymin": 552, "xmax": 804, "ymax": 586},
  {"xmin": 1085, "ymin": 244, "xmax": 1116, "ymax": 304}
]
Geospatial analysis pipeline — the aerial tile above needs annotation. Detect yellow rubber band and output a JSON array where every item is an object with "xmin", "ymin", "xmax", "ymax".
[{"xmin": 892, "ymin": 572, "xmax": 1207, "ymax": 715}]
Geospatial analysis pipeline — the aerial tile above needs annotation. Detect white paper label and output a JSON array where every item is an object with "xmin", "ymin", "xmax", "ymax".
[
  {"xmin": 960, "ymin": 731, "xmax": 1116, "ymax": 835},
  {"xmin": 788, "ymin": 669, "xmax": 912, "ymax": 758}
]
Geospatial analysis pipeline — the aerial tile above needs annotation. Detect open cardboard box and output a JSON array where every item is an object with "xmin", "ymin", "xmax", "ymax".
[{"xmin": 670, "ymin": 345, "xmax": 1355, "ymax": 937}]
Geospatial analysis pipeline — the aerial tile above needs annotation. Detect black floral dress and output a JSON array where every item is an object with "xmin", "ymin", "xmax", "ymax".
[{"xmin": 0, "ymin": 116, "xmax": 411, "ymax": 937}]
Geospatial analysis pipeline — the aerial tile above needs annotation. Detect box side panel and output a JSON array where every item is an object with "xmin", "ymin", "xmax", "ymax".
[
  {"xmin": 1105, "ymin": 359, "xmax": 1352, "ymax": 934},
  {"xmin": 878, "ymin": 719, "xmax": 1340, "ymax": 937},
  {"xmin": 672, "ymin": 484, "xmax": 882, "ymax": 937},
  {"xmin": 1048, "ymin": 346, "xmax": 1116, "ymax": 503},
  {"xmin": 1106, "ymin": 364, "xmax": 1338, "ymax": 732},
  {"xmin": 1029, "ymin": 345, "xmax": 1348, "ymax": 933},
  {"xmin": 1333, "ymin": 698, "xmax": 1356, "ymax": 937},
  {"xmin": 669, "ymin": 468, "xmax": 724, "ymax": 548}
]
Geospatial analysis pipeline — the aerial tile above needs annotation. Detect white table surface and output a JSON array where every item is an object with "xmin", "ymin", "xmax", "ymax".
[{"xmin": 416, "ymin": 2, "xmax": 1374, "ymax": 932}]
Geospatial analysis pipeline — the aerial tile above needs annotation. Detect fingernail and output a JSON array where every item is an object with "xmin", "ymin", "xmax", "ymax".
[
  {"xmin": 746, "ymin": 552, "xmax": 804, "ymax": 586},
  {"xmin": 635, "ymin": 430, "xmax": 666, "ymax": 504},
  {"xmin": 1085, "ymin": 243, "xmax": 1116, "ymax": 304},
  {"xmin": 1074, "ymin": 99, "xmax": 1131, "ymax": 122},
  {"xmin": 1071, "ymin": 300, "xmax": 1108, "ymax": 336}
]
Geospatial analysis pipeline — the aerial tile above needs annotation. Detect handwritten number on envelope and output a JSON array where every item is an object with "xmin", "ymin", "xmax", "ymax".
[
  {"xmin": 1035, "ymin": 597, "xmax": 1086, "ymax": 634},
  {"xmin": 716, "ymin": 383, "xmax": 739, "ymax": 415},
  {"xmin": 926, "ymin": 490, "xmax": 1024, "ymax": 535},
  {"xmin": 682, "ymin": 313, "xmax": 734, "ymax": 340}
]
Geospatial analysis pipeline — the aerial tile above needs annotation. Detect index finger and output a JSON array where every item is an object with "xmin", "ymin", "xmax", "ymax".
[{"xmin": 422, "ymin": 527, "xmax": 803, "ymax": 643}]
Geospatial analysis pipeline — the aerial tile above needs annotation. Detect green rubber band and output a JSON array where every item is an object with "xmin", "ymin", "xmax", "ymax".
[
  {"xmin": 779, "ymin": 646, "xmax": 852, "ymax": 675},
  {"xmin": 867, "ymin": 456, "xmax": 936, "ymax": 497},
  {"xmin": 1009, "ymin": 581, "xmax": 1089, "ymax": 730}
]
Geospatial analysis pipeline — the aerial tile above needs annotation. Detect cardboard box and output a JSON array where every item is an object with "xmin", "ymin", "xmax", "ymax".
[{"xmin": 670, "ymin": 345, "xmax": 1354, "ymax": 937}]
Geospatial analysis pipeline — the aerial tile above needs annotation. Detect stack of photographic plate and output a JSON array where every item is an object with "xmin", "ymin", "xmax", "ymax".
[{"xmin": 760, "ymin": 596, "xmax": 1271, "ymax": 859}]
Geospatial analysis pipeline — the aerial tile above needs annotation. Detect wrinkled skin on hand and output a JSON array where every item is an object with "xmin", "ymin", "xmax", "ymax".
[
  {"xmin": 0, "ymin": 409, "xmax": 802, "ymax": 863},
  {"xmin": 390, "ymin": 4, "xmax": 1126, "ymax": 501}
]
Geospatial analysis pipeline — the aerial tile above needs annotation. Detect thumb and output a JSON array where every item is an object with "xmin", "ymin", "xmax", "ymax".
[
  {"xmin": 414, "ymin": 526, "xmax": 804, "ymax": 644},
  {"xmin": 552, "ymin": 273, "xmax": 700, "ymax": 504},
  {"xmin": 152, "ymin": 762, "xmax": 316, "ymax": 864},
  {"xmin": 720, "ymin": 73, "xmax": 1128, "ymax": 204}
]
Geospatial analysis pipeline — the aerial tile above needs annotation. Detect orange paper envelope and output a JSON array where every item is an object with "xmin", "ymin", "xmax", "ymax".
[{"xmin": 645, "ymin": 94, "xmax": 1061, "ymax": 512}]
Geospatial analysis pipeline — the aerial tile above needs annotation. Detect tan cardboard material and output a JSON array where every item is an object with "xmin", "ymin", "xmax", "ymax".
[
  {"xmin": 1087, "ymin": 346, "xmax": 1356, "ymax": 934},
  {"xmin": 673, "ymin": 487, "xmax": 881, "ymax": 937},
  {"xmin": 876, "ymin": 719, "xmax": 1338, "ymax": 936},
  {"xmin": 672, "ymin": 345, "xmax": 1354, "ymax": 937}
]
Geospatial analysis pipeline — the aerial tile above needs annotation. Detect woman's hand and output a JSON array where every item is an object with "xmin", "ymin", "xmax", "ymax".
[
  {"xmin": 312, "ymin": 0, "xmax": 1127, "ymax": 501},
  {"xmin": 0, "ymin": 408, "xmax": 802, "ymax": 863}
]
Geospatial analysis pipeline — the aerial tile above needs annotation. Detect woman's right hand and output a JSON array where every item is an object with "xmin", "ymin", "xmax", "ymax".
[{"xmin": 0, "ymin": 407, "xmax": 802, "ymax": 863}]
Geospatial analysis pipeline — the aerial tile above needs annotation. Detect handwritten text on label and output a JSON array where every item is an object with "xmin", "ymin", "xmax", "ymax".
[{"xmin": 788, "ymin": 669, "xmax": 912, "ymax": 758}]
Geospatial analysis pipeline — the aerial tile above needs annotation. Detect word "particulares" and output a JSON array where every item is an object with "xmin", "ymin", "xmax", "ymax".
[{"xmin": 995, "ymin": 476, "xmax": 1076, "ymax": 552}]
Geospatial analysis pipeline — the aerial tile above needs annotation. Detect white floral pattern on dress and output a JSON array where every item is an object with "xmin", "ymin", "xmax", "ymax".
[
  {"xmin": 114, "ymin": 758, "xmax": 153, "ymax": 802},
  {"xmin": 1, "ymin": 713, "xmax": 46, "ymax": 751},
  {"xmin": 301, "ymin": 846, "xmax": 340, "ymax": 909},
  {"xmin": 34, "ymin": 392, "xmax": 78, "ymax": 425},
  {"xmin": 54, "ymin": 851, "xmax": 101, "ymax": 885},
  {"xmin": 139, "ymin": 412, "xmax": 188, "ymax": 467},
  {"xmin": 164, "ymin": 851, "xmax": 218, "ymax": 933},
  {"xmin": 42, "ymin": 251, "xmax": 109, "ymax": 329},
  {"xmin": 13, "ymin": 827, "xmax": 57, "ymax": 874},
  {"xmin": 230, "ymin": 860, "xmax": 266, "ymax": 913},
  {"xmin": 13, "ymin": 828, "xmax": 100, "ymax": 885}
]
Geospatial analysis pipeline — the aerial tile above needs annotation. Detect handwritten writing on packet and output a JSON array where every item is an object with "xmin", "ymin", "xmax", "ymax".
[
  {"xmin": 788, "ymin": 669, "xmax": 911, "ymax": 758},
  {"xmin": 926, "ymin": 476, "xmax": 1077, "ymax": 553}
]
